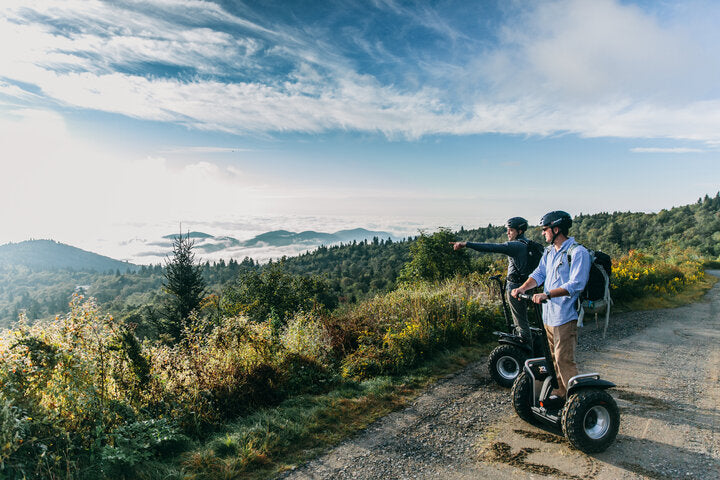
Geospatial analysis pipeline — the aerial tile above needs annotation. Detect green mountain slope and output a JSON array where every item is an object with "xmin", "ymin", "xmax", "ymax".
[{"xmin": 0, "ymin": 239, "xmax": 138, "ymax": 272}]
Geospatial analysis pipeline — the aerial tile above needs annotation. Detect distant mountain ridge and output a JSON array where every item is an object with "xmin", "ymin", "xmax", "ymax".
[
  {"xmin": 0, "ymin": 240, "xmax": 138, "ymax": 272},
  {"xmin": 153, "ymin": 228, "xmax": 397, "ymax": 252},
  {"xmin": 239, "ymin": 228, "xmax": 395, "ymax": 247},
  {"xmin": 0, "ymin": 228, "xmax": 400, "ymax": 270}
]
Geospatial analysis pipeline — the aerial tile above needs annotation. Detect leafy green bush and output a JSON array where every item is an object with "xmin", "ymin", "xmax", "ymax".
[
  {"xmin": 143, "ymin": 315, "xmax": 281, "ymax": 431},
  {"xmin": 703, "ymin": 259, "xmax": 720, "ymax": 269},
  {"xmin": 220, "ymin": 264, "xmax": 338, "ymax": 323},
  {"xmin": 101, "ymin": 418, "xmax": 189, "ymax": 477},
  {"xmin": 0, "ymin": 392, "xmax": 30, "ymax": 474},
  {"xmin": 281, "ymin": 313, "xmax": 333, "ymax": 364},
  {"xmin": 279, "ymin": 353, "xmax": 335, "ymax": 395},
  {"xmin": 398, "ymin": 228, "xmax": 470, "ymax": 283},
  {"xmin": 0, "ymin": 296, "xmax": 338, "ymax": 477}
]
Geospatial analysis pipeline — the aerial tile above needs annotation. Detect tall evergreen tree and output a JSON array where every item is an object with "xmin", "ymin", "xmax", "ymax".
[{"xmin": 161, "ymin": 232, "xmax": 206, "ymax": 340}]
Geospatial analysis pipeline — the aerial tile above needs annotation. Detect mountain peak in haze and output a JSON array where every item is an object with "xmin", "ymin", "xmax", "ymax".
[{"xmin": 0, "ymin": 239, "xmax": 138, "ymax": 272}]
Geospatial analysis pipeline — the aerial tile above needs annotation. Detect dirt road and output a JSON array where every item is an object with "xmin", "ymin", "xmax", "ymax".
[{"xmin": 279, "ymin": 272, "xmax": 720, "ymax": 480}]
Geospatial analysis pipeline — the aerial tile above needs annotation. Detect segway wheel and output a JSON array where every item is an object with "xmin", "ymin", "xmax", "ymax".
[
  {"xmin": 511, "ymin": 371, "xmax": 535, "ymax": 424},
  {"xmin": 561, "ymin": 389, "xmax": 620, "ymax": 453},
  {"xmin": 488, "ymin": 344, "xmax": 527, "ymax": 388}
]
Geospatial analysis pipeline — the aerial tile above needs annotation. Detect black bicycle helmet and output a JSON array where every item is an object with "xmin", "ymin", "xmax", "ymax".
[
  {"xmin": 506, "ymin": 217, "xmax": 529, "ymax": 232},
  {"xmin": 540, "ymin": 211, "xmax": 572, "ymax": 230}
]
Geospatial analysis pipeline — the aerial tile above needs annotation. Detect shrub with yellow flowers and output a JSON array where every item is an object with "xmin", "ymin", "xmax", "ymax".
[{"xmin": 611, "ymin": 250, "xmax": 705, "ymax": 303}]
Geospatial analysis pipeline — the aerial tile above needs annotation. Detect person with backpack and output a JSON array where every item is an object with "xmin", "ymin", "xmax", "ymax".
[
  {"xmin": 450, "ymin": 217, "xmax": 542, "ymax": 345},
  {"xmin": 511, "ymin": 211, "xmax": 591, "ymax": 400}
]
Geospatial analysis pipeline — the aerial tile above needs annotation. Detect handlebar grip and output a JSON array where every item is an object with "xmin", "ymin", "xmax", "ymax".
[
  {"xmin": 518, "ymin": 293, "xmax": 547, "ymax": 303},
  {"xmin": 489, "ymin": 275, "xmax": 501, "ymax": 281}
]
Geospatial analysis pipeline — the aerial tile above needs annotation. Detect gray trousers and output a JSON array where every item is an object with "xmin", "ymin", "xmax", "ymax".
[{"xmin": 506, "ymin": 280, "xmax": 531, "ymax": 344}]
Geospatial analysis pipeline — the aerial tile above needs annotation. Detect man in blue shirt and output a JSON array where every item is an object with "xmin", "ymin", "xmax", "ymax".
[
  {"xmin": 451, "ymin": 217, "xmax": 534, "ymax": 345},
  {"xmin": 511, "ymin": 211, "xmax": 591, "ymax": 399}
]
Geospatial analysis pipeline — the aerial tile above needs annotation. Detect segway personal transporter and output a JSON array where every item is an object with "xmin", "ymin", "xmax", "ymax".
[
  {"xmin": 511, "ymin": 293, "xmax": 620, "ymax": 453},
  {"xmin": 487, "ymin": 275, "xmax": 543, "ymax": 387}
]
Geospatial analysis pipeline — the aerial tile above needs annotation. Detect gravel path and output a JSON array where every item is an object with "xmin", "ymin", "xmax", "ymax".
[{"xmin": 279, "ymin": 272, "xmax": 720, "ymax": 479}]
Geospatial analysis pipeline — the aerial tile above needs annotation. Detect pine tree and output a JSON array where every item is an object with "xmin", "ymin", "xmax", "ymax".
[{"xmin": 160, "ymin": 232, "xmax": 206, "ymax": 341}]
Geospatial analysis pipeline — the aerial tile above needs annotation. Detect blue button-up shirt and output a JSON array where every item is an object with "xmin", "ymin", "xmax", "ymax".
[{"xmin": 529, "ymin": 237, "xmax": 591, "ymax": 327}]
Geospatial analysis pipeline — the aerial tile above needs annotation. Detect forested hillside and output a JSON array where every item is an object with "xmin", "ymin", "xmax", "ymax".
[
  {"xmin": 0, "ymin": 265, "xmax": 165, "ymax": 328},
  {"xmin": 280, "ymin": 238, "xmax": 411, "ymax": 302},
  {"xmin": 279, "ymin": 192, "xmax": 720, "ymax": 295},
  {"xmin": 572, "ymin": 195, "xmax": 720, "ymax": 256},
  {"xmin": 0, "ymin": 193, "xmax": 717, "ymax": 328}
]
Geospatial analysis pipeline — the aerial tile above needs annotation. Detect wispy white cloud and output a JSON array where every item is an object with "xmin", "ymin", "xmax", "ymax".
[
  {"xmin": 631, "ymin": 147, "xmax": 705, "ymax": 153},
  {"xmin": 1, "ymin": 0, "xmax": 720, "ymax": 142},
  {"xmin": 0, "ymin": 2, "xmax": 264, "ymax": 76},
  {"xmin": 0, "ymin": 81, "xmax": 41, "ymax": 103},
  {"xmin": 159, "ymin": 146, "xmax": 255, "ymax": 154},
  {"xmin": 483, "ymin": 1, "xmax": 688, "ymax": 100}
]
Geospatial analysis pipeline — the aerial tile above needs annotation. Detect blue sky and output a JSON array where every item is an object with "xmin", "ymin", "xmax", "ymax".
[{"xmin": 1, "ymin": 0, "xmax": 719, "ymax": 258}]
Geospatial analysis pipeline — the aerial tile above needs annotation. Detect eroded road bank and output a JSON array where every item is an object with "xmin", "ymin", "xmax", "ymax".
[{"xmin": 279, "ymin": 272, "xmax": 720, "ymax": 480}]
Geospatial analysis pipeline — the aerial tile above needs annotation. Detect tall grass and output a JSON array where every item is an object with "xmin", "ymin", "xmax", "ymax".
[{"xmin": 335, "ymin": 272, "xmax": 501, "ymax": 378}]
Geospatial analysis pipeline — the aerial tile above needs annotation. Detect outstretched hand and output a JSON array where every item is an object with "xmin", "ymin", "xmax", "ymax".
[{"xmin": 449, "ymin": 241, "xmax": 466, "ymax": 251}]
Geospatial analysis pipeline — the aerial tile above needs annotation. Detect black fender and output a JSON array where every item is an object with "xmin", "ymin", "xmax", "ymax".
[
  {"xmin": 494, "ymin": 332, "xmax": 533, "ymax": 352},
  {"xmin": 567, "ymin": 374, "xmax": 616, "ymax": 396}
]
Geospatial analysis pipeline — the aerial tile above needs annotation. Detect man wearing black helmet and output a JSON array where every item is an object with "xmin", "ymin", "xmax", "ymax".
[
  {"xmin": 450, "ymin": 217, "xmax": 535, "ymax": 345},
  {"xmin": 511, "ymin": 211, "xmax": 591, "ymax": 400}
]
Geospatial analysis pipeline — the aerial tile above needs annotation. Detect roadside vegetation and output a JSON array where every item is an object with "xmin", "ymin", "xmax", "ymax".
[{"xmin": 0, "ymin": 195, "xmax": 718, "ymax": 479}]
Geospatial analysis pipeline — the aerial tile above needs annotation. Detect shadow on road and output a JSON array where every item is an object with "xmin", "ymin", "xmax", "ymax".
[
  {"xmin": 613, "ymin": 387, "xmax": 720, "ymax": 432},
  {"xmin": 597, "ymin": 433, "xmax": 718, "ymax": 480}
]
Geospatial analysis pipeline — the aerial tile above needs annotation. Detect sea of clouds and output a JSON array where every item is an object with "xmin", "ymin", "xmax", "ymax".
[{"xmin": 84, "ymin": 214, "xmax": 477, "ymax": 266}]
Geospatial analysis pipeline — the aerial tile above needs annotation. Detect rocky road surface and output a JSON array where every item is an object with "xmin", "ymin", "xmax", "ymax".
[{"xmin": 279, "ymin": 272, "xmax": 720, "ymax": 480}]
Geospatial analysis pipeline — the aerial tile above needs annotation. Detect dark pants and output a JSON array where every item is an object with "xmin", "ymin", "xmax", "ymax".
[{"xmin": 506, "ymin": 280, "xmax": 531, "ymax": 344}]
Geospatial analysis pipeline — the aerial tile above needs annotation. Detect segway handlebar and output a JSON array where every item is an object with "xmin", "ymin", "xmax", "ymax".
[
  {"xmin": 488, "ymin": 275, "xmax": 505, "ymax": 291},
  {"xmin": 517, "ymin": 293, "xmax": 547, "ymax": 303},
  {"xmin": 488, "ymin": 275, "xmax": 513, "ymax": 331}
]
